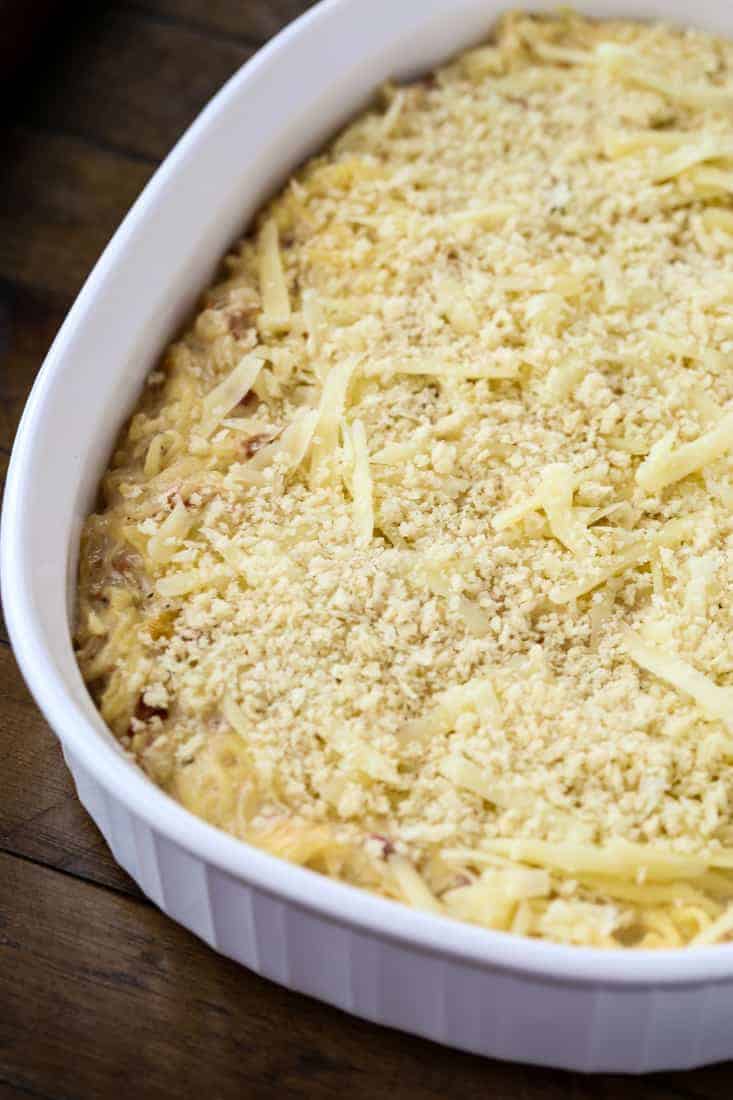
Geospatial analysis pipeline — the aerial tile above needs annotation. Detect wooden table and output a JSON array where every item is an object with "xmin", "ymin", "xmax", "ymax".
[{"xmin": 0, "ymin": 4, "xmax": 730, "ymax": 1096}]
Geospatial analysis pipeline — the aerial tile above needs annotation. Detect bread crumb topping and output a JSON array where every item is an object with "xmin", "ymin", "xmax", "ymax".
[{"xmin": 76, "ymin": 10, "xmax": 733, "ymax": 948}]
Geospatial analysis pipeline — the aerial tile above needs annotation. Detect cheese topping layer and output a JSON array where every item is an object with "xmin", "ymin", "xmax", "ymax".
[{"xmin": 76, "ymin": 11, "xmax": 733, "ymax": 948}]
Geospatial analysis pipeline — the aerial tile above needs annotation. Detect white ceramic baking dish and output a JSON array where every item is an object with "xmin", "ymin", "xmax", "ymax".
[{"xmin": 4, "ymin": 0, "xmax": 733, "ymax": 1074}]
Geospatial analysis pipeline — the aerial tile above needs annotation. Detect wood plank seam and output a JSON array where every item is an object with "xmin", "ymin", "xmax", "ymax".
[
  {"xmin": 14, "ymin": 120, "xmax": 159, "ymax": 168},
  {"xmin": 0, "ymin": 1074, "xmax": 76, "ymax": 1100},
  {"xmin": 122, "ymin": 2, "xmax": 270, "ymax": 52},
  {"xmin": 0, "ymin": 1073, "xmax": 78, "ymax": 1100},
  {"xmin": 0, "ymin": 848, "xmax": 149, "ymax": 910}
]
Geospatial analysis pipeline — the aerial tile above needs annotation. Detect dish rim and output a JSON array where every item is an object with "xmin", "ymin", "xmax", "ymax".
[{"xmin": 4, "ymin": 0, "xmax": 733, "ymax": 988}]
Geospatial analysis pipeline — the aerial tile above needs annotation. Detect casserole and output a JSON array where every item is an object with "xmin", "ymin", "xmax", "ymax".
[{"xmin": 4, "ymin": 0, "xmax": 733, "ymax": 1071}]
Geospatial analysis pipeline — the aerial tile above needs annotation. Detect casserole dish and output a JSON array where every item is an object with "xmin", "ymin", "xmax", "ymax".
[{"xmin": 4, "ymin": 0, "xmax": 733, "ymax": 1072}]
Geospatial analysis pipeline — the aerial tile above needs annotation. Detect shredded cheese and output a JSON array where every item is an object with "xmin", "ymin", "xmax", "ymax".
[
  {"xmin": 539, "ymin": 463, "xmax": 587, "ymax": 554},
  {"xmin": 309, "ymin": 360, "xmax": 355, "ymax": 487},
  {"xmin": 200, "ymin": 352, "xmax": 264, "ymax": 437},
  {"xmin": 248, "ymin": 407, "xmax": 319, "ymax": 476},
  {"xmin": 147, "ymin": 500, "xmax": 196, "ymax": 564},
  {"xmin": 483, "ymin": 837, "xmax": 709, "ymax": 882},
  {"xmin": 75, "ymin": 11, "xmax": 733, "ymax": 950},
  {"xmin": 400, "ymin": 678, "xmax": 499, "ymax": 744},
  {"xmin": 550, "ymin": 517, "xmax": 694, "ymax": 603},
  {"xmin": 650, "ymin": 138, "xmax": 731, "ymax": 184},
  {"xmin": 388, "ymin": 854, "xmax": 443, "ymax": 914},
  {"xmin": 595, "ymin": 42, "xmax": 733, "ymax": 107},
  {"xmin": 349, "ymin": 419, "xmax": 374, "ymax": 542},
  {"xmin": 258, "ymin": 218, "xmax": 291, "ymax": 332},
  {"xmin": 623, "ymin": 631, "xmax": 733, "ymax": 732},
  {"xmin": 636, "ymin": 412, "xmax": 733, "ymax": 493}
]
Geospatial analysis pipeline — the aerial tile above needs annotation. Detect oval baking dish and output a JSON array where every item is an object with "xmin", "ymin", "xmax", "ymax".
[{"xmin": 4, "ymin": 0, "xmax": 733, "ymax": 1074}]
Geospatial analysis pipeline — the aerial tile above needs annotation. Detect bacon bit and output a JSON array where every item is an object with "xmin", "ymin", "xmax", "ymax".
[
  {"xmin": 228, "ymin": 310, "xmax": 258, "ymax": 339},
  {"xmin": 164, "ymin": 485, "xmax": 212, "ymax": 509},
  {"xmin": 236, "ymin": 389, "xmax": 260, "ymax": 411},
  {"xmin": 242, "ymin": 432, "xmax": 274, "ymax": 459},
  {"xmin": 369, "ymin": 833, "xmax": 395, "ymax": 858},
  {"xmin": 164, "ymin": 488, "xmax": 193, "ymax": 510},
  {"xmin": 135, "ymin": 697, "xmax": 168, "ymax": 723},
  {"xmin": 110, "ymin": 547, "xmax": 139, "ymax": 576}
]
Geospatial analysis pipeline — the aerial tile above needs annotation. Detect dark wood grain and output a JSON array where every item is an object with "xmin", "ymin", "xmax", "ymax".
[
  {"xmin": 0, "ymin": 127, "xmax": 152, "ymax": 299},
  {"xmin": 17, "ymin": 7, "xmax": 252, "ymax": 162},
  {"xmin": 0, "ymin": 279, "xmax": 66, "ymax": 453},
  {"xmin": 130, "ymin": 0, "xmax": 316, "ymax": 45},
  {"xmin": 1, "ymin": 0, "xmax": 732, "ymax": 1096},
  {"xmin": 0, "ymin": 646, "xmax": 142, "ymax": 897},
  {"xmin": 0, "ymin": 0, "xmax": 62, "ymax": 81},
  {"xmin": 0, "ymin": 851, "xmax": 700, "ymax": 1100}
]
